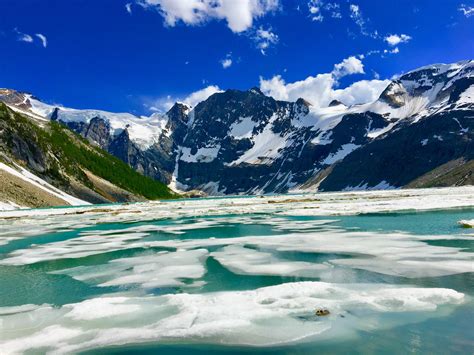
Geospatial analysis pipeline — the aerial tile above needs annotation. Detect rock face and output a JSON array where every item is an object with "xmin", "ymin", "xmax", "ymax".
[{"xmin": 1, "ymin": 60, "xmax": 473, "ymax": 194}]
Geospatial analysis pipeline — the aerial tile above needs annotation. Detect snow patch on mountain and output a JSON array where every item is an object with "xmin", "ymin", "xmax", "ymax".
[
  {"xmin": 228, "ymin": 116, "xmax": 257, "ymax": 139},
  {"xmin": 228, "ymin": 120, "xmax": 290, "ymax": 166},
  {"xmin": 412, "ymin": 61, "xmax": 471, "ymax": 77},
  {"xmin": 322, "ymin": 143, "xmax": 360, "ymax": 165},
  {"xmin": 294, "ymin": 104, "xmax": 347, "ymax": 131},
  {"xmin": 343, "ymin": 180, "xmax": 397, "ymax": 191},
  {"xmin": 459, "ymin": 85, "xmax": 474, "ymax": 104},
  {"xmin": 0, "ymin": 162, "xmax": 89, "ymax": 206},
  {"xmin": 180, "ymin": 145, "xmax": 221, "ymax": 163}
]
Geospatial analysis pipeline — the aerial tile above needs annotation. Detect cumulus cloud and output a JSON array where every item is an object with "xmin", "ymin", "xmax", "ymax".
[
  {"xmin": 260, "ymin": 73, "xmax": 335, "ymax": 107},
  {"xmin": 184, "ymin": 85, "xmax": 222, "ymax": 106},
  {"xmin": 332, "ymin": 79, "xmax": 389, "ymax": 105},
  {"xmin": 125, "ymin": 3, "xmax": 133, "ymax": 14},
  {"xmin": 150, "ymin": 85, "xmax": 223, "ymax": 112},
  {"xmin": 137, "ymin": 0, "xmax": 279, "ymax": 33},
  {"xmin": 384, "ymin": 34, "xmax": 411, "ymax": 46},
  {"xmin": 254, "ymin": 26, "xmax": 279, "ymax": 54},
  {"xmin": 332, "ymin": 56, "xmax": 364, "ymax": 78},
  {"xmin": 35, "ymin": 33, "xmax": 47, "ymax": 48},
  {"xmin": 259, "ymin": 56, "xmax": 389, "ymax": 107},
  {"xmin": 459, "ymin": 4, "xmax": 474, "ymax": 17},
  {"xmin": 220, "ymin": 53, "xmax": 233, "ymax": 68}
]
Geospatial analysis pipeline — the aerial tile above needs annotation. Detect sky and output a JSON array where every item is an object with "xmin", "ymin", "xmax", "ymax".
[{"xmin": 0, "ymin": 0, "xmax": 472, "ymax": 116}]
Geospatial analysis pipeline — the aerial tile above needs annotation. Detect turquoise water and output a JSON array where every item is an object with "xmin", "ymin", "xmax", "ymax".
[{"xmin": 0, "ymin": 205, "xmax": 473, "ymax": 354}]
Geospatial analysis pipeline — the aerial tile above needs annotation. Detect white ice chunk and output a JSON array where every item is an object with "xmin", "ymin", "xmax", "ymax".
[
  {"xmin": 0, "ymin": 282, "xmax": 464, "ymax": 353},
  {"xmin": 55, "ymin": 249, "xmax": 209, "ymax": 289},
  {"xmin": 211, "ymin": 245, "xmax": 328, "ymax": 277}
]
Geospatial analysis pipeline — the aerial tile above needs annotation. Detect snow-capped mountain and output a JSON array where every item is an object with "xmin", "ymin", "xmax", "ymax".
[{"xmin": 1, "ymin": 60, "xmax": 472, "ymax": 195}]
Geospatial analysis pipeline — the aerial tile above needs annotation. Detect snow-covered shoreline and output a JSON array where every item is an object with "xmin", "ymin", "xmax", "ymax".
[{"xmin": 0, "ymin": 185, "xmax": 472, "ymax": 220}]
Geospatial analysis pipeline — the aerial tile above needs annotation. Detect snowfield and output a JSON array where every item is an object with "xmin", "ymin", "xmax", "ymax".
[{"xmin": 28, "ymin": 95, "xmax": 170, "ymax": 150}]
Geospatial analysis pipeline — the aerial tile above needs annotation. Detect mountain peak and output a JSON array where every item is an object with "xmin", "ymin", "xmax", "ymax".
[{"xmin": 248, "ymin": 87, "xmax": 264, "ymax": 95}]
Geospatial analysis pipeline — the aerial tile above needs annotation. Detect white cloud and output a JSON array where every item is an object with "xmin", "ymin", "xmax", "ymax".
[
  {"xmin": 259, "ymin": 56, "xmax": 389, "ymax": 107},
  {"xmin": 325, "ymin": 2, "xmax": 342, "ymax": 18},
  {"xmin": 150, "ymin": 85, "xmax": 223, "ymax": 112},
  {"xmin": 384, "ymin": 47, "xmax": 400, "ymax": 54},
  {"xmin": 260, "ymin": 73, "xmax": 335, "ymax": 106},
  {"xmin": 221, "ymin": 58, "xmax": 232, "ymax": 68},
  {"xmin": 19, "ymin": 33, "xmax": 33, "ymax": 43},
  {"xmin": 349, "ymin": 3, "xmax": 377, "ymax": 38},
  {"xmin": 125, "ymin": 3, "xmax": 133, "ymax": 14},
  {"xmin": 384, "ymin": 34, "xmax": 411, "ymax": 46},
  {"xmin": 459, "ymin": 4, "xmax": 474, "ymax": 17},
  {"xmin": 308, "ymin": 0, "xmax": 323, "ymax": 21},
  {"xmin": 332, "ymin": 56, "xmax": 364, "ymax": 78},
  {"xmin": 35, "ymin": 33, "xmax": 47, "ymax": 48},
  {"xmin": 220, "ymin": 53, "xmax": 233, "ymax": 68},
  {"xmin": 332, "ymin": 79, "xmax": 390, "ymax": 106},
  {"xmin": 254, "ymin": 26, "xmax": 279, "ymax": 54},
  {"xmin": 307, "ymin": 1, "xmax": 341, "ymax": 21},
  {"xmin": 137, "ymin": 0, "xmax": 279, "ymax": 33},
  {"xmin": 185, "ymin": 85, "xmax": 222, "ymax": 106},
  {"xmin": 14, "ymin": 29, "xmax": 47, "ymax": 48},
  {"xmin": 15, "ymin": 28, "xmax": 33, "ymax": 43},
  {"xmin": 349, "ymin": 4, "xmax": 364, "ymax": 30}
]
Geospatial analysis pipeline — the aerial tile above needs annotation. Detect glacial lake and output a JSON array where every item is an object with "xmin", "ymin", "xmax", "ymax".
[{"xmin": 0, "ymin": 190, "xmax": 473, "ymax": 354}]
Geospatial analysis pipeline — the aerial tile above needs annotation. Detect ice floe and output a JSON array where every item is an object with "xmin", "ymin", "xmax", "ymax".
[
  {"xmin": 54, "ymin": 249, "xmax": 209, "ymax": 289},
  {"xmin": 211, "ymin": 245, "xmax": 328, "ymax": 277},
  {"xmin": 0, "ymin": 282, "xmax": 465, "ymax": 353},
  {"xmin": 3, "ymin": 225, "xmax": 473, "ymax": 279}
]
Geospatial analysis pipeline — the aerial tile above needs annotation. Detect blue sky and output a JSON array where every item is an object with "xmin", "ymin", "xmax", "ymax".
[{"xmin": 0, "ymin": 0, "xmax": 472, "ymax": 115}]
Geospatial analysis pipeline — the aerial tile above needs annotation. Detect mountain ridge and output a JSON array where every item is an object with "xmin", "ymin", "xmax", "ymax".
[{"xmin": 0, "ymin": 60, "xmax": 472, "ymax": 200}]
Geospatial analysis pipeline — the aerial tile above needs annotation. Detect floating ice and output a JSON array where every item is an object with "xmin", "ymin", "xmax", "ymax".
[
  {"xmin": 0, "ymin": 282, "xmax": 464, "ymax": 354},
  {"xmin": 54, "ymin": 249, "xmax": 209, "ymax": 289},
  {"xmin": 3, "ymin": 222, "xmax": 473, "ymax": 279},
  {"xmin": 211, "ymin": 245, "xmax": 328, "ymax": 277},
  {"xmin": 0, "ymin": 232, "xmax": 150, "ymax": 265}
]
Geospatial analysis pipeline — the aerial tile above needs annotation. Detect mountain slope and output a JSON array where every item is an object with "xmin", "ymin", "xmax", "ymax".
[
  {"xmin": 0, "ymin": 103, "xmax": 176, "ymax": 209},
  {"xmin": 318, "ymin": 109, "xmax": 473, "ymax": 191},
  {"xmin": 319, "ymin": 61, "xmax": 474, "ymax": 191},
  {"xmin": 1, "ymin": 60, "xmax": 472, "ymax": 196}
]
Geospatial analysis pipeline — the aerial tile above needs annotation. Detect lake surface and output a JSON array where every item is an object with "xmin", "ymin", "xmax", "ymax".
[{"xmin": 0, "ymin": 191, "xmax": 473, "ymax": 354}]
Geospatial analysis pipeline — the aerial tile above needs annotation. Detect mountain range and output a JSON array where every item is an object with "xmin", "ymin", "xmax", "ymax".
[{"xmin": 0, "ymin": 60, "xmax": 472, "ymax": 208}]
